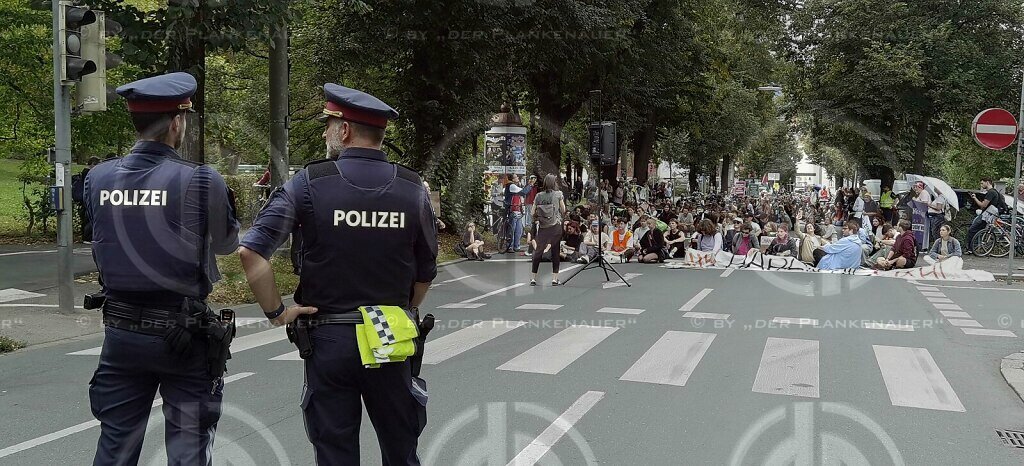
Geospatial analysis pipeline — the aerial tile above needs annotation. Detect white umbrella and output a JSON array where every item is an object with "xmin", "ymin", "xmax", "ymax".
[{"xmin": 906, "ymin": 174, "xmax": 959, "ymax": 214}]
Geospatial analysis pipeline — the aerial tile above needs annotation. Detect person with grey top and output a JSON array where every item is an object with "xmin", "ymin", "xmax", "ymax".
[
  {"xmin": 924, "ymin": 223, "xmax": 962, "ymax": 264},
  {"xmin": 530, "ymin": 174, "xmax": 567, "ymax": 286}
]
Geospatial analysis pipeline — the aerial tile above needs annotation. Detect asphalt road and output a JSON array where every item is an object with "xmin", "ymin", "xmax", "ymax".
[
  {"xmin": 3, "ymin": 258, "xmax": 1024, "ymax": 464},
  {"xmin": 0, "ymin": 245, "xmax": 95, "ymax": 291}
]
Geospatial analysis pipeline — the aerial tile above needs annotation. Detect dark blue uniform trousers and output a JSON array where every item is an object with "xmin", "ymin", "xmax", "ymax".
[
  {"xmin": 303, "ymin": 325, "xmax": 426, "ymax": 465},
  {"xmin": 89, "ymin": 327, "xmax": 222, "ymax": 466}
]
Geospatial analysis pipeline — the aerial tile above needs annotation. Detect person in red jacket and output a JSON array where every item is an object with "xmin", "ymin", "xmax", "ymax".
[{"xmin": 876, "ymin": 220, "xmax": 917, "ymax": 270}]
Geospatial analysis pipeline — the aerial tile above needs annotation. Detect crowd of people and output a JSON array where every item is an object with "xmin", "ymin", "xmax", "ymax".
[{"xmin": 465, "ymin": 175, "xmax": 978, "ymax": 279}]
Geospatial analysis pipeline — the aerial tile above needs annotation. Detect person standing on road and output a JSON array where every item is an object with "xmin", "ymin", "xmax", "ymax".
[
  {"xmin": 73, "ymin": 156, "xmax": 101, "ymax": 243},
  {"xmin": 85, "ymin": 72, "xmax": 240, "ymax": 465},
  {"xmin": 524, "ymin": 174, "xmax": 538, "ymax": 228},
  {"xmin": 239, "ymin": 83, "xmax": 437, "ymax": 465},
  {"xmin": 530, "ymin": 174, "xmax": 566, "ymax": 286},
  {"xmin": 879, "ymin": 185, "xmax": 897, "ymax": 223},
  {"xmin": 965, "ymin": 178, "xmax": 1004, "ymax": 254}
]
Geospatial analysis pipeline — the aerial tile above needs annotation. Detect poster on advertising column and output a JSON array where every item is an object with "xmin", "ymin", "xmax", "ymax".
[{"xmin": 485, "ymin": 126, "xmax": 527, "ymax": 175}]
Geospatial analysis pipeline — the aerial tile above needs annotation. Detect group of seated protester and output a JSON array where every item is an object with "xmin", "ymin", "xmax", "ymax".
[{"xmin": 457, "ymin": 184, "xmax": 963, "ymax": 271}]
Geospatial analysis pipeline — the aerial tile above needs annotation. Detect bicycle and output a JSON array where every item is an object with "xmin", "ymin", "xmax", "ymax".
[
  {"xmin": 971, "ymin": 215, "xmax": 1024, "ymax": 258},
  {"xmin": 485, "ymin": 204, "xmax": 515, "ymax": 253}
]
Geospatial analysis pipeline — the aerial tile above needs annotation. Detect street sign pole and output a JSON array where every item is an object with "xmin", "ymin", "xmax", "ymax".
[
  {"xmin": 1010, "ymin": 77, "xmax": 1024, "ymax": 284},
  {"xmin": 53, "ymin": 0, "xmax": 75, "ymax": 313}
]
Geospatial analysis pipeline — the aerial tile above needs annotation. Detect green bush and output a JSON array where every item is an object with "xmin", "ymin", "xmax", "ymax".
[{"xmin": 17, "ymin": 155, "xmax": 55, "ymax": 235}]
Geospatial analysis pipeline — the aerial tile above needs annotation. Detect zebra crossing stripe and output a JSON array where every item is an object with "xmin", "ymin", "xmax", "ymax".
[
  {"xmin": 679, "ymin": 289, "xmax": 713, "ymax": 312},
  {"xmin": 423, "ymin": 320, "xmax": 527, "ymax": 364},
  {"xmin": 920, "ymin": 291, "xmax": 946, "ymax": 298},
  {"xmin": 947, "ymin": 319, "xmax": 982, "ymax": 328},
  {"xmin": 497, "ymin": 325, "xmax": 618, "ymax": 375},
  {"xmin": 873, "ymin": 345, "xmax": 965, "ymax": 412},
  {"xmin": 620, "ymin": 331, "xmax": 715, "ymax": 386},
  {"xmin": 752, "ymin": 338, "xmax": 820, "ymax": 398}
]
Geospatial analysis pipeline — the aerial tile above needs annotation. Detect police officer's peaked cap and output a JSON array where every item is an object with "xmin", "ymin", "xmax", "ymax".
[
  {"xmin": 317, "ymin": 83, "xmax": 399, "ymax": 129},
  {"xmin": 116, "ymin": 72, "xmax": 197, "ymax": 113}
]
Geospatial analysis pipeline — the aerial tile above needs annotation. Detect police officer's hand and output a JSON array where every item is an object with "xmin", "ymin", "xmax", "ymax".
[{"xmin": 272, "ymin": 304, "xmax": 318, "ymax": 326}]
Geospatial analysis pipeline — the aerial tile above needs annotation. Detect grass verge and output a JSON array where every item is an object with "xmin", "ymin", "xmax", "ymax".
[
  {"xmin": 0, "ymin": 335, "xmax": 26, "ymax": 354},
  {"xmin": 209, "ymin": 253, "xmax": 300, "ymax": 306}
]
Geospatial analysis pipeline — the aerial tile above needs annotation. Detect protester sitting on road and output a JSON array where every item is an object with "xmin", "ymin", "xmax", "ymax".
[
  {"xmin": 608, "ymin": 218, "xmax": 635, "ymax": 263},
  {"xmin": 637, "ymin": 217, "xmax": 667, "ymax": 263},
  {"xmin": 766, "ymin": 224, "xmax": 798, "ymax": 257},
  {"xmin": 577, "ymin": 220, "xmax": 608, "ymax": 263},
  {"xmin": 876, "ymin": 220, "xmax": 918, "ymax": 270},
  {"xmin": 665, "ymin": 220, "xmax": 688, "ymax": 258},
  {"xmin": 793, "ymin": 212, "xmax": 829, "ymax": 263},
  {"xmin": 461, "ymin": 222, "xmax": 488, "ymax": 261},
  {"xmin": 693, "ymin": 218, "xmax": 723, "ymax": 254},
  {"xmin": 925, "ymin": 224, "xmax": 962, "ymax": 265},
  {"xmin": 813, "ymin": 220, "xmax": 865, "ymax": 269},
  {"xmin": 732, "ymin": 222, "xmax": 756, "ymax": 255},
  {"xmin": 560, "ymin": 221, "xmax": 582, "ymax": 262}
]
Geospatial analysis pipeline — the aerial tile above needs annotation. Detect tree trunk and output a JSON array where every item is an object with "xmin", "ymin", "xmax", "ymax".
[
  {"xmin": 166, "ymin": 4, "xmax": 207, "ymax": 163},
  {"xmin": 219, "ymin": 141, "xmax": 240, "ymax": 175},
  {"xmin": 688, "ymin": 161, "xmax": 699, "ymax": 192},
  {"xmin": 719, "ymin": 154, "xmax": 732, "ymax": 193},
  {"xmin": 913, "ymin": 112, "xmax": 931, "ymax": 174},
  {"xmin": 631, "ymin": 115, "xmax": 657, "ymax": 185},
  {"xmin": 268, "ymin": 20, "xmax": 289, "ymax": 188}
]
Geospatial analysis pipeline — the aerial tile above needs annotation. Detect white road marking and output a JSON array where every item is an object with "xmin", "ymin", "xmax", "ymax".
[
  {"xmin": 438, "ymin": 303, "xmax": 487, "ymax": 309},
  {"xmin": 430, "ymin": 275, "xmax": 477, "ymax": 288},
  {"xmin": 620, "ymin": 331, "xmax": 715, "ymax": 386},
  {"xmin": 961, "ymin": 328, "xmax": 1017, "ymax": 337},
  {"xmin": 515, "ymin": 304, "xmax": 563, "ymax": 310},
  {"xmin": 933, "ymin": 303, "xmax": 963, "ymax": 311},
  {"xmin": 752, "ymin": 337, "xmax": 819, "ymax": 398},
  {"xmin": 461, "ymin": 283, "xmax": 525, "ymax": 303},
  {"xmin": 596, "ymin": 307, "xmax": 645, "ymax": 315},
  {"xmin": 497, "ymin": 325, "xmax": 618, "ymax": 375},
  {"xmin": 873, "ymin": 345, "xmax": 964, "ymax": 412},
  {"xmin": 0, "ymin": 288, "xmax": 45, "ymax": 303},
  {"xmin": 0, "ymin": 250, "xmax": 55, "ymax": 257},
  {"xmin": 270, "ymin": 351, "xmax": 301, "ymax": 361},
  {"xmin": 683, "ymin": 312, "xmax": 731, "ymax": 320},
  {"xmin": 947, "ymin": 319, "xmax": 982, "ymax": 328},
  {"xmin": 506, "ymin": 390, "xmax": 605, "ymax": 466},
  {"xmin": 863, "ymin": 322, "xmax": 915, "ymax": 332},
  {"xmin": 0, "ymin": 372, "xmax": 255, "ymax": 459},
  {"xmin": 720, "ymin": 268, "xmax": 736, "ymax": 278},
  {"xmin": 678, "ymin": 288, "xmax": 713, "ymax": 312},
  {"xmin": 920, "ymin": 291, "xmax": 946, "ymax": 298},
  {"xmin": 916, "ymin": 286, "xmax": 940, "ymax": 292},
  {"xmin": 772, "ymin": 317, "xmax": 819, "ymax": 327},
  {"xmin": 423, "ymin": 320, "xmax": 527, "ymax": 364},
  {"xmin": 67, "ymin": 346, "xmax": 101, "ymax": 356},
  {"xmin": 909, "ymin": 280, "xmax": 1024, "ymax": 292},
  {"xmin": 0, "ymin": 304, "xmax": 84, "ymax": 309},
  {"xmin": 69, "ymin": 323, "xmax": 288, "ymax": 356},
  {"xmin": 939, "ymin": 311, "xmax": 972, "ymax": 319},
  {"xmin": 927, "ymin": 297, "xmax": 954, "ymax": 304},
  {"xmin": 603, "ymin": 273, "xmax": 642, "ymax": 289},
  {"xmin": 234, "ymin": 317, "xmax": 268, "ymax": 327}
]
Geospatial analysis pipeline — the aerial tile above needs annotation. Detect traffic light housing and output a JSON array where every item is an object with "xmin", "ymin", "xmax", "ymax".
[
  {"xmin": 76, "ymin": 10, "xmax": 111, "ymax": 112},
  {"xmin": 58, "ymin": 1, "xmax": 96, "ymax": 82}
]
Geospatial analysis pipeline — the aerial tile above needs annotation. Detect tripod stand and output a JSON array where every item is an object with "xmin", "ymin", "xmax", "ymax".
[{"xmin": 561, "ymin": 161, "xmax": 631, "ymax": 287}]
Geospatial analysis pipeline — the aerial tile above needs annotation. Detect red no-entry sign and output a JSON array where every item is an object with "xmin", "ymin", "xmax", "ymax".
[{"xmin": 972, "ymin": 108, "xmax": 1019, "ymax": 150}]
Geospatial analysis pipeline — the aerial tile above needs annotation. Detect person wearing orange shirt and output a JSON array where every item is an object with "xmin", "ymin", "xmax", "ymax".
[{"xmin": 608, "ymin": 218, "xmax": 635, "ymax": 263}]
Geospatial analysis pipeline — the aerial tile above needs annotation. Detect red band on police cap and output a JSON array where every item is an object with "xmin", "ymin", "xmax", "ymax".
[
  {"xmin": 324, "ymin": 101, "xmax": 388, "ymax": 129},
  {"xmin": 126, "ymin": 98, "xmax": 193, "ymax": 113}
]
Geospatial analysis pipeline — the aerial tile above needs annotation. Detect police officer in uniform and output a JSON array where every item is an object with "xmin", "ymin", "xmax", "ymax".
[
  {"xmin": 85, "ymin": 72, "xmax": 240, "ymax": 465},
  {"xmin": 239, "ymin": 84, "xmax": 437, "ymax": 465}
]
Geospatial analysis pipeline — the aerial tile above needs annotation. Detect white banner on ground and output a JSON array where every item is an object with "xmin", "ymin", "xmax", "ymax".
[{"xmin": 662, "ymin": 249, "xmax": 994, "ymax": 282}]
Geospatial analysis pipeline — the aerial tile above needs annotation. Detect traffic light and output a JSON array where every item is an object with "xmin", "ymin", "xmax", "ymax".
[
  {"xmin": 76, "ymin": 10, "xmax": 120, "ymax": 113},
  {"xmin": 58, "ymin": 1, "xmax": 97, "ymax": 83}
]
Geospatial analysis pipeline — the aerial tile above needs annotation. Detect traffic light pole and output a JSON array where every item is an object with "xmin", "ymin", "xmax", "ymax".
[{"xmin": 53, "ymin": 0, "xmax": 75, "ymax": 314}]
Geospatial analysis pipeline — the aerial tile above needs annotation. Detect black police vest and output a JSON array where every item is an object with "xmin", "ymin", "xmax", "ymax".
[
  {"xmin": 297, "ymin": 157, "xmax": 424, "ymax": 313},
  {"xmin": 88, "ymin": 151, "xmax": 207, "ymax": 300}
]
